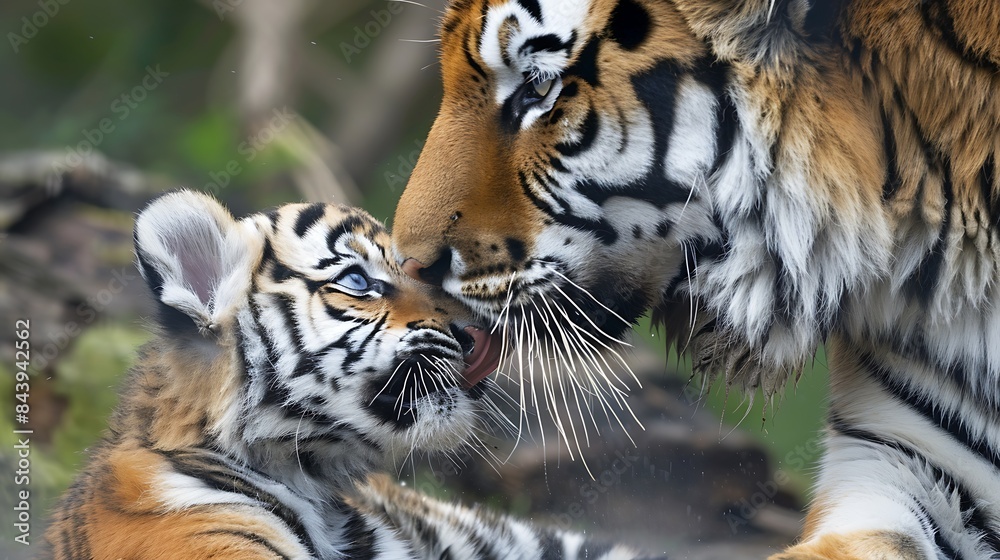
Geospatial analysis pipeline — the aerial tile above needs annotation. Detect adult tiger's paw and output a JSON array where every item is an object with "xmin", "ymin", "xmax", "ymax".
[{"xmin": 769, "ymin": 531, "xmax": 926, "ymax": 560}]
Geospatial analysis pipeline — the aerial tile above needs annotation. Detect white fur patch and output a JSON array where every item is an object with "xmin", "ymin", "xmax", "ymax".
[{"xmin": 665, "ymin": 77, "xmax": 718, "ymax": 185}]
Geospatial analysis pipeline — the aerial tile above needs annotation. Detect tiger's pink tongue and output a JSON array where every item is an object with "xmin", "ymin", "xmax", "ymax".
[{"xmin": 462, "ymin": 326, "xmax": 502, "ymax": 389}]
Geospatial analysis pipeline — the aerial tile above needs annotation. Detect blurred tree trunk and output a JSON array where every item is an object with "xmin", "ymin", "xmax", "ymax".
[{"xmin": 206, "ymin": 0, "xmax": 447, "ymax": 204}]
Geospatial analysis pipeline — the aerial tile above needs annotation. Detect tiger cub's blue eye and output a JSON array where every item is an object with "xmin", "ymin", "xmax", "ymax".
[{"xmin": 337, "ymin": 271, "xmax": 369, "ymax": 292}]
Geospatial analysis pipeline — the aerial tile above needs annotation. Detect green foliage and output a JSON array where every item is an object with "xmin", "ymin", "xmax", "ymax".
[
  {"xmin": 48, "ymin": 324, "xmax": 149, "ymax": 479},
  {"xmin": 177, "ymin": 110, "xmax": 242, "ymax": 178}
]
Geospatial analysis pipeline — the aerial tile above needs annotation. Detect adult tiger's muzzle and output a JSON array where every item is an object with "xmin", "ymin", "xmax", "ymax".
[{"xmin": 391, "ymin": 99, "xmax": 548, "ymax": 296}]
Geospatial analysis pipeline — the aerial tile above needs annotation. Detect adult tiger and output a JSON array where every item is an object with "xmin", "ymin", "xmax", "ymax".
[
  {"xmin": 43, "ymin": 191, "xmax": 658, "ymax": 559},
  {"xmin": 392, "ymin": 0, "xmax": 1000, "ymax": 558}
]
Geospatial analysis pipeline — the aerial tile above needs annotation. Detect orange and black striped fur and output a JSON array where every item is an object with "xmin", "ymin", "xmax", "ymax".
[
  {"xmin": 43, "ymin": 191, "xmax": 659, "ymax": 559},
  {"xmin": 392, "ymin": 0, "xmax": 1000, "ymax": 557}
]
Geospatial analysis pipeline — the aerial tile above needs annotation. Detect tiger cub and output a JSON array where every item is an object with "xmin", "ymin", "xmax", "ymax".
[{"xmin": 42, "ymin": 190, "xmax": 658, "ymax": 560}]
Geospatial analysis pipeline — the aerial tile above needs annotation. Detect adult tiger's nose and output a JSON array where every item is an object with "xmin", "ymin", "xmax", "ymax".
[
  {"xmin": 401, "ymin": 258, "xmax": 426, "ymax": 282},
  {"xmin": 400, "ymin": 250, "xmax": 452, "ymax": 286}
]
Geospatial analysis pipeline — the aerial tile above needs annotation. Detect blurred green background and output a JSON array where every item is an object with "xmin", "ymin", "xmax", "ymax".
[{"xmin": 0, "ymin": 0, "xmax": 827, "ymax": 555}]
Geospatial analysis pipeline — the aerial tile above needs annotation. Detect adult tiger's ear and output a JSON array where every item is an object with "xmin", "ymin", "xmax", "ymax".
[{"xmin": 133, "ymin": 190, "xmax": 260, "ymax": 341}]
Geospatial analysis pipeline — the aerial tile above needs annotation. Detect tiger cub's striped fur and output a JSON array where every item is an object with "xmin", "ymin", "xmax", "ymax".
[{"xmin": 43, "ymin": 191, "xmax": 658, "ymax": 559}]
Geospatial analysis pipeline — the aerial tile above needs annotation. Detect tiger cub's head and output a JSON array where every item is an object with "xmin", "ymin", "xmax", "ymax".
[{"xmin": 133, "ymin": 191, "xmax": 501, "ymax": 472}]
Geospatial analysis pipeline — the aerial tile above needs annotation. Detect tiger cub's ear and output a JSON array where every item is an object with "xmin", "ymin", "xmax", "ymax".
[{"xmin": 134, "ymin": 190, "xmax": 260, "ymax": 340}]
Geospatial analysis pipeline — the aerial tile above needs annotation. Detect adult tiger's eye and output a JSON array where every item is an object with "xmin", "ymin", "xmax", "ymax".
[{"xmin": 532, "ymin": 77, "xmax": 553, "ymax": 98}]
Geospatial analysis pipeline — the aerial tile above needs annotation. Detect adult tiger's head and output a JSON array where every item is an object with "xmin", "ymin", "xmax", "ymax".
[
  {"xmin": 394, "ymin": 0, "xmax": 717, "ymax": 340},
  {"xmin": 134, "ymin": 191, "xmax": 503, "ymax": 474}
]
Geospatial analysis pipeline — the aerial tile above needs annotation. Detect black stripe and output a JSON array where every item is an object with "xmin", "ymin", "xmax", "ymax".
[
  {"xmin": 539, "ymin": 532, "xmax": 564, "ymax": 559},
  {"xmin": 881, "ymin": 108, "xmax": 902, "ymax": 201},
  {"xmin": 518, "ymin": 171, "xmax": 618, "ymax": 244},
  {"xmin": 519, "ymin": 33, "xmax": 574, "ymax": 57},
  {"xmin": 802, "ymin": 0, "xmax": 844, "ymax": 42},
  {"xmin": 829, "ymin": 413, "xmax": 889, "ymax": 447},
  {"xmin": 464, "ymin": 29, "xmax": 489, "ymax": 80},
  {"xmin": 913, "ymin": 502, "xmax": 962, "ymax": 560},
  {"xmin": 412, "ymin": 512, "xmax": 446, "ymax": 557},
  {"xmin": 569, "ymin": 59, "xmax": 692, "ymax": 211},
  {"xmin": 463, "ymin": 528, "xmax": 497, "ymax": 560},
  {"xmin": 904, "ymin": 163, "xmax": 952, "ymax": 304},
  {"xmin": 231, "ymin": 330, "xmax": 250, "ymax": 443},
  {"xmin": 554, "ymin": 105, "xmax": 599, "ymax": 157},
  {"xmin": 828, "ymin": 416, "xmax": 998, "ymax": 556},
  {"xmin": 874, "ymin": 331, "xmax": 1000, "ymax": 416},
  {"xmin": 706, "ymin": 65, "xmax": 737, "ymax": 176},
  {"xmin": 608, "ymin": 0, "xmax": 651, "ymax": 51},
  {"xmin": 324, "ymin": 300, "xmax": 355, "ymax": 322},
  {"xmin": 158, "ymin": 450, "xmax": 319, "ymax": 557},
  {"xmin": 263, "ymin": 208, "xmax": 280, "ymax": 228},
  {"xmin": 326, "ymin": 215, "xmax": 373, "ymax": 253},
  {"xmin": 347, "ymin": 312, "xmax": 389, "ymax": 366},
  {"xmin": 251, "ymin": 295, "xmax": 286, "ymax": 372},
  {"xmin": 516, "ymin": 0, "xmax": 542, "ymax": 23},
  {"xmin": 60, "ymin": 482, "xmax": 91, "ymax": 560},
  {"xmin": 274, "ymin": 293, "xmax": 305, "ymax": 353},
  {"xmin": 249, "ymin": 294, "xmax": 300, "ymax": 412},
  {"xmin": 270, "ymin": 261, "xmax": 295, "ymax": 283},
  {"xmin": 549, "ymin": 156, "xmax": 568, "ymax": 173},
  {"xmin": 530, "ymin": 170, "xmax": 566, "ymax": 212},
  {"xmin": 317, "ymin": 256, "xmax": 341, "ymax": 269},
  {"xmin": 632, "ymin": 58, "xmax": 679, "ymax": 175},
  {"xmin": 920, "ymin": 0, "xmax": 1000, "ymax": 73},
  {"xmin": 577, "ymin": 540, "xmax": 613, "ymax": 558},
  {"xmin": 519, "ymin": 170, "xmax": 557, "ymax": 215},
  {"xmin": 198, "ymin": 529, "xmax": 294, "ymax": 559},
  {"xmin": 860, "ymin": 352, "xmax": 1000, "ymax": 472},
  {"xmin": 290, "ymin": 350, "xmax": 323, "ymax": 380},
  {"xmin": 772, "ymin": 252, "xmax": 793, "ymax": 328},
  {"xmin": 293, "ymin": 203, "xmax": 326, "ymax": 237},
  {"xmin": 340, "ymin": 511, "xmax": 378, "ymax": 558},
  {"xmin": 979, "ymin": 153, "xmax": 998, "ymax": 219},
  {"xmin": 565, "ymin": 38, "xmax": 601, "ymax": 86}
]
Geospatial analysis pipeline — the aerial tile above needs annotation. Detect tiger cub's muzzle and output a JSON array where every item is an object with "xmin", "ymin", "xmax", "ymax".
[{"xmin": 370, "ymin": 323, "xmax": 502, "ymax": 418}]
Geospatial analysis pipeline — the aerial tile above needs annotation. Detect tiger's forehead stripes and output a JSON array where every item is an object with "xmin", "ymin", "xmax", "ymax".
[{"xmin": 257, "ymin": 203, "xmax": 393, "ymax": 280}]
